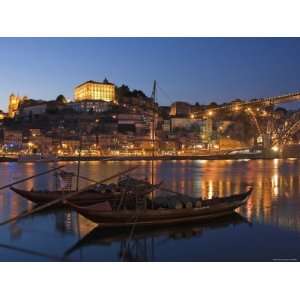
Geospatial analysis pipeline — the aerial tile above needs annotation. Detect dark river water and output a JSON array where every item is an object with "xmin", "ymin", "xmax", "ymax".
[{"xmin": 0, "ymin": 159, "xmax": 300, "ymax": 261}]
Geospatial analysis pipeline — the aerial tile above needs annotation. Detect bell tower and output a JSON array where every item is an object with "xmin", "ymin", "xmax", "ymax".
[{"xmin": 8, "ymin": 94, "xmax": 22, "ymax": 118}]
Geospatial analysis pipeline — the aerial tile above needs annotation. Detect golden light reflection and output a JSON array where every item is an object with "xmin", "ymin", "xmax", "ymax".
[
  {"xmin": 2, "ymin": 159, "xmax": 300, "ymax": 239},
  {"xmin": 207, "ymin": 180, "xmax": 214, "ymax": 199},
  {"xmin": 273, "ymin": 158, "xmax": 279, "ymax": 168},
  {"xmin": 271, "ymin": 174, "xmax": 279, "ymax": 198}
]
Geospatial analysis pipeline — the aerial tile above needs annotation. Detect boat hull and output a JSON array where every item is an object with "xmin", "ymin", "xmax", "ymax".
[
  {"xmin": 70, "ymin": 190, "xmax": 252, "ymax": 228},
  {"xmin": 10, "ymin": 187, "xmax": 122, "ymax": 206},
  {"xmin": 10, "ymin": 185, "xmax": 158, "ymax": 207}
]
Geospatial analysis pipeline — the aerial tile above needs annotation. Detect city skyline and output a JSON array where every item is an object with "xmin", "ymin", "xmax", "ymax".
[{"xmin": 1, "ymin": 38, "xmax": 300, "ymax": 111}]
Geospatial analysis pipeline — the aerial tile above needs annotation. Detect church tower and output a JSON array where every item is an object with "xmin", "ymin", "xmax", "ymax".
[{"xmin": 8, "ymin": 94, "xmax": 22, "ymax": 118}]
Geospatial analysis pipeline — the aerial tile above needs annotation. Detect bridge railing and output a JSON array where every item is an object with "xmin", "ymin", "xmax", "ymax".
[{"xmin": 193, "ymin": 92, "xmax": 300, "ymax": 117}]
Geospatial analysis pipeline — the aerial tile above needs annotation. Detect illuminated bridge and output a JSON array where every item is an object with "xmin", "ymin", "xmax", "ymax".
[
  {"xmin": 193, "ymin": 91, "xmax": 300, "ymax": 116},
  {"xmin": 192, "ymin": 91, "xmax": 300, "ymax": 149}
]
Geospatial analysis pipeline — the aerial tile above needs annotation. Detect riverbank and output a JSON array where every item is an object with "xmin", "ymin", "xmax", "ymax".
[
  {"xmin": 60, "ymin": 153, "xmax": 281, "ymax": 161},
  {"xmin": 0, "ymin": 152, "xmax": 288, "ymax": 162}
]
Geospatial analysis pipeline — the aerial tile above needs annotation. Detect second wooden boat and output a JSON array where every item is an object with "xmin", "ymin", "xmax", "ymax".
[
  {"xmin": 10, "ymin": 176, "xmax": 161, "ymax": 206},
  {"xmin": 10, "ymin": 187, "xmax": 119, "ymax": 206}
]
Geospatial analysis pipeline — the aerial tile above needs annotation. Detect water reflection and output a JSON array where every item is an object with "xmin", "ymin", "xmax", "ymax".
[
  {"xmin": 0, "ymin": 159, "xmax": 300, "ymax": 260},
  {"xmin": 64, "ymin": 213, "xmax": 249, "ymax": 261}
]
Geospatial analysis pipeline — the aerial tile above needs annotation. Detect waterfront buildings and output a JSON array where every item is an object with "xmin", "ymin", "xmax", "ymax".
[
  {"xmin": 2, "ymin": 129, "xmax": 23, "ymax": 150},
  {"xmin": 201, "ymin": 118, "xmax": 213, "ymax": 143},
  {"xmin": 2, "ymin": 78, "xmax": 294, "ymax": 156},
  {"xmin": 74, "ymin": 79, "xmax": 117, "ymax": 103}
]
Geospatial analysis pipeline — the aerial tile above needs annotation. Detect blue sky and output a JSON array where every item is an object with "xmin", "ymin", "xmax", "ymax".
[{"xmin": 1, "ymin": 37, "xmax": 300, "ymax": 111}]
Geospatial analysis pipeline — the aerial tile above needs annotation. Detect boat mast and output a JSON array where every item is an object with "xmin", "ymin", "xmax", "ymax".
[
  {"xmin": 76, "ymin": 118, "xmax": 83, "ymax": 191},
  {"xmin": 150, "ymin": 80, "xmax": 156, "ymax": 202}
]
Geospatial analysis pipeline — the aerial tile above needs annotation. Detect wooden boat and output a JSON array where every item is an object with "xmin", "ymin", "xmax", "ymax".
[
  {"xmin": 18, "ymin": 153, "xmax": 57, "ymax": 162},
  {"xmin": 68, "ymin": 188, "xmax": 252, "ymax": 228},
  {"xmin": 10, "ymin": 177, "xmax": 161, "ymax": 206},
  {"xmin": 10, "ymin": 187, "xmax": 119, "ymax": 206}
]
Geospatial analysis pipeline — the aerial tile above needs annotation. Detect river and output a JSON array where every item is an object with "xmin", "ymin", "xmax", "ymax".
[{"xmin": 0, "ymin": 159, "xmax": 299, "ymax": 261}]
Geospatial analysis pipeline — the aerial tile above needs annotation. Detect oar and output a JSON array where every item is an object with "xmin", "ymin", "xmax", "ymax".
[
  {"xmin": 0, "ymin": 166, "xmax": 138, "ymax": 226},
  {"xmin": 0, "ymin": 165, "xmax": 65, "ymax": 191}
]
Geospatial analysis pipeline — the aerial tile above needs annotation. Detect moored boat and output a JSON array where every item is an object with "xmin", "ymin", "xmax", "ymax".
[
  {"xmin": 10, "ymin": 187, "xmax": 119, "ymax": 206},
  {"xmin": 17, "ymin": 153, "xmax": 57, "ymax": 162},
  {"xmin": 68, "ymin": 188, "xmax": 253, "ymax": 228},
  {"xmin": 10, "ymin": 176, "xmax": 161, "ymax": 206}
]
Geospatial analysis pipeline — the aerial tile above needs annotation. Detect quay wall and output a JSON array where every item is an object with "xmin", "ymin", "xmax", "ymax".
[{"xmin": 0, "ymin": 153, "xmax": 288, "ymax": 162}]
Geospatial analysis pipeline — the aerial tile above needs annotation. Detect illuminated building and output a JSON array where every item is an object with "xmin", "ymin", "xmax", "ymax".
[
  {"xmin": 8, "ymin": 94, "xmax": 27, "ymax": 118},
  {"xmin": 74, "ymin": 79, "xmax": 116, "ymax": 103},
  {"xmin": 0, "ymin": 110, "xmax": 7, "ymax": 120},
  {"xmin": 201, "ymin": 118, "xmax": 213, "ymax": 143},
  {"xmin": 162, "ymin": 120, "xmax": 171, "ymax": 132}
]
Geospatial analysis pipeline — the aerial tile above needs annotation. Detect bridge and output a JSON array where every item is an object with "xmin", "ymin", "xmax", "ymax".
[
  {"xmin": 192, "ymin": 91, "xmax": 300, "ymax": 149},
  {"xmin": 157, "ymin": 80, "xmax": 300, "ymax": 149},
  {"xmin": 193, "ymin": 91, "xmax": 300, "ymax": 117}
]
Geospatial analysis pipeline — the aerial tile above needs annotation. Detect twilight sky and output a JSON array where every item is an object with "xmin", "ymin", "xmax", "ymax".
[{"xmin": 1, "ymin": 37, "xmax": 300, "ymax": 111}]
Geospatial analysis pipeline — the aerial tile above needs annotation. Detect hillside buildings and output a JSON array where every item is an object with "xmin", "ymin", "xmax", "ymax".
[
  {"xmin": 0, "ymin": 110, "xmax": 7, "ymax": 121},
  {"xmin": 170, "ymin": 101, "xmax": 191, "ymax": 117},
  {"xmin": 0, "ymin": 78, "xmax": 241, "ymax": 156},
  {"xmin": 69, "ymin": 99, "xmax": 113, "ymax": 113}
]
